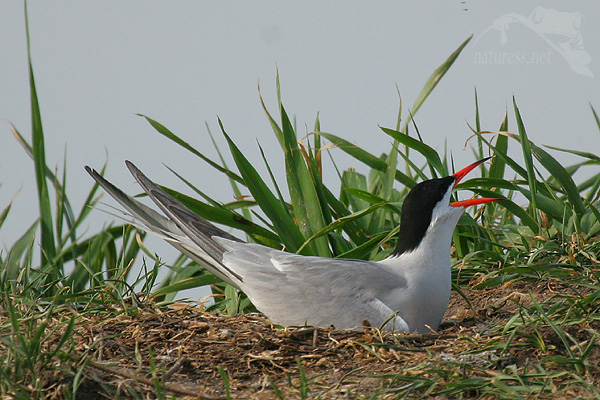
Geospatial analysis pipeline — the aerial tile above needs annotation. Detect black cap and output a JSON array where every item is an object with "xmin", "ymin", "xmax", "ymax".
[{"xmin": 393, "ymin": 175, "xmax": 456, "ymax": 256}]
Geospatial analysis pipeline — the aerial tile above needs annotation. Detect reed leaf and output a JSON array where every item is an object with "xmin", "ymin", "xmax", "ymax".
[{"xmin": 220, "ymin": 121, "xmax": 307, "ymax": 253}]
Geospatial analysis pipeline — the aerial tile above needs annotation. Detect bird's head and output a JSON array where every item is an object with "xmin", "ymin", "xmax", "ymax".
[{"xmin": 393, "ymin": 157, "xmax": 498, "ymax": 256}]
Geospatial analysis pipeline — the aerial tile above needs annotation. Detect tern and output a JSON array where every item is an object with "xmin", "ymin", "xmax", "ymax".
[{"xmin": 86, "ymin": 157, "xmax": 497, "ymax": 333}]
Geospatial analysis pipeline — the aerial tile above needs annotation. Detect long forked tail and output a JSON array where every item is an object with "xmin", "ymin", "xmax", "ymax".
[{"xmin": 85, "ymin": 162, "xmax": 244, "ymax": 287}]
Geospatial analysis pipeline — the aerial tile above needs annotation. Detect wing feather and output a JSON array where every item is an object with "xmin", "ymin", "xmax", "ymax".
[
  {"xmin": 85, "ymin": 164, "xmax": 243, "ymax": 286},
  {"xmin": 215, "ymin": 237, "xmax": 409, "ymax": 330}
]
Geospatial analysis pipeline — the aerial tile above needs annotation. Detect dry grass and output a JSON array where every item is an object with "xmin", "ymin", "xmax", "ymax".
[{"xmin": 16, "ymin": 279, "xmax": 598, "ymax": 400}]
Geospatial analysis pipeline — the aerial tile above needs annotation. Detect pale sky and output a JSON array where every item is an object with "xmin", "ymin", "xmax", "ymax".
[{"xmin": 1, "ymin": 2, "xmax": 599, "ymax": 296}]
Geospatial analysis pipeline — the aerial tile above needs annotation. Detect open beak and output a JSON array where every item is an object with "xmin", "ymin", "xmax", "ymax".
[{"xmin": 450, "ymin": 157, "xmax": 500, "ymax": 208}]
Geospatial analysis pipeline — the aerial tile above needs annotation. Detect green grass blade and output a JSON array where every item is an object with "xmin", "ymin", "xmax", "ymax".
[
  {"xmin": 10, "ymin": 124, "xmax": 78, "ymax": 245},
  {"xmin": 161, "ymin": 187, "xmax": 280, "ymax": 242},
  {"xmin": 322, "ymin": 184, "xmax": 367, "ymax": 245},
  {"xmin": 474, "ymin": 132, "xmax": 529, "ymax": 179},
  {"xmin": 401, "ymin": 35, "xmax": 472, "ymax": 132},
  {"xmin": 47, "ymin": 314, "xmax": 75, "ymax": 360},
  {"xmin": 297, "ymin": 203, "xmax": 388, "ymax": 254},
  {"xmin": 467, "ymin": 187, "xmax": 539, "ymax": 232},
  {"xmin": 474, "ymin": 88, "xmax": 481, "ymax": 133},
  {"xmin": 0, "ymin": 200, "xmax": 12, "ymax": 230},
  {"xmin": 488, "ymin": 110, "xmax": 509, "ymax": 181},
  {"xmin": 257, "ymin": 142, "xmax": 287, "ymax": 201},
  {"xmin": 313, "ymin": 114, "xmax": 322, "ymax": 160},
  {"xmin": 25, "ymin": 7, "xmax": 57, "ymax": 270},
  {"xmin": 56, "ymin": 155, "xmax": 67, "ymax": 245},
  {"xmin": 473, "ymin": 88, "xmax": 486, "ymax": 160},
  {"xmin": 217, "ymin": 367, "xmax": 232, "ymax": 400},
  {"xmin": 528, "ymin": 144, "xmax": 586, "ymax": 216},
  {"xmin": 343, "ymin": 189, "xmax": 402, "ymax": 214},
  {"xmin": 393, "ymin": 143, "xmax": 430, "ymax": 182},
  {"xmin": 165, "ymin": 165, "xmax": 228, "ymax": 208},
  {"xmin": 319, "ymin": 132, "xmax": 415, "ymax": 187},
  {"xmin": 582, "ymin": 197, "xmax": 600, "ymax": 240},
  {"xmin": 591, "ymin": 103, "xmax": 600, "ymax": 133},
  {"xmin": 280, "ymin": 104, "xmax": 331, "ymax": 257},
  {"xmin": 206, "ymin": 122, "xmax": 252, "ymax": 222},
  {"xmin": 367, "ymin": 133, "xmax": 400, "ymax": 235},
  {"xmin": 516, "ymin": 187, "xmax": 567, "ymax": 222},
  {"xmin": 467, "ymin": 175, "xmax": 559, "ymax": 225},
  {"xmin": 336, "ymin": 232, "xmax": 390, "ymax": 260},
  {"xmin": 4, "ymin": 221, "xmax": 38, "ymax": 279},
  {"xmin": 513, "ymin": 97, "xmax": 539, "ymax": 224},
  {"xmin": 139, "ymin": 114, "xmax": 244, "ymax": 184},
  {"xmin": 258, "ymin": 85, "xmax": 285, "ymax": 149},
  {"xmin": 395, "ymin": 85, "xmax": 403, "ymax": 131},
  {"xmin": 579, "ymin": 172, "xmax": 600, "ymax": 202},
  {"xmin": 220, "ymin": 120, "xmax": 307, "ymax": 253},
  {"xmin": 380, "ymin": 127, "xmax": 444, "ymax": 176},
  {"xmin": 544, "ymin": 145, "xmax": 600, "ymax": 163},
  {"xmin": 151, "ymin": 273, "xmax": 221, "ymax": 297},
  {"xmin": 341, "ymin": 168, "xmax": 371, "ymax": 222},
  {"xmin": 302, "ymin": 123, "xmax": 335, "ymax": 229}
]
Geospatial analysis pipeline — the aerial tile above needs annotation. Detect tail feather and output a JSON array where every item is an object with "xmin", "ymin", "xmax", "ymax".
[
  {"xmin": 85, "ymin": 164, "xmax": 244, "ymax": 287},
  {"xmin": 85, "ymin": 166, "xmax": 182, "ymax": 237}
]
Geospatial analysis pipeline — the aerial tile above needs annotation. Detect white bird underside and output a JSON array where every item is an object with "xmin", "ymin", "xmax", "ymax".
[{"xmin": 86, "ymin": 161, "xmax": 472, "ymax": 333}]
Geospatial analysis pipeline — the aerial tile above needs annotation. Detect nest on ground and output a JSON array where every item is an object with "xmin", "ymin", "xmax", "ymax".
[{"xmin": 14, "ymin": 280, "xmax": 600, "ymax": 399}]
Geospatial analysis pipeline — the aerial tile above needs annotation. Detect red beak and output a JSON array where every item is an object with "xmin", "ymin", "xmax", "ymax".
[
  {"xmin": 450, "ymin": 157, "xmax": 500, "ymax": 208},
  {"xmin": 451, "ymin": 197, "xmax": 499, "ymax": 208}
]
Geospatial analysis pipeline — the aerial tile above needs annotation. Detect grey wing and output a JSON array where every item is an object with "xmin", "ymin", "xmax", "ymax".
[
  {"xmin": 85, "ymin": 163, "xmax": 243, "ymax": 287},
  {"xmin": 215, "ymin": 237, "xmax": 410, "ymax": 331}
]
